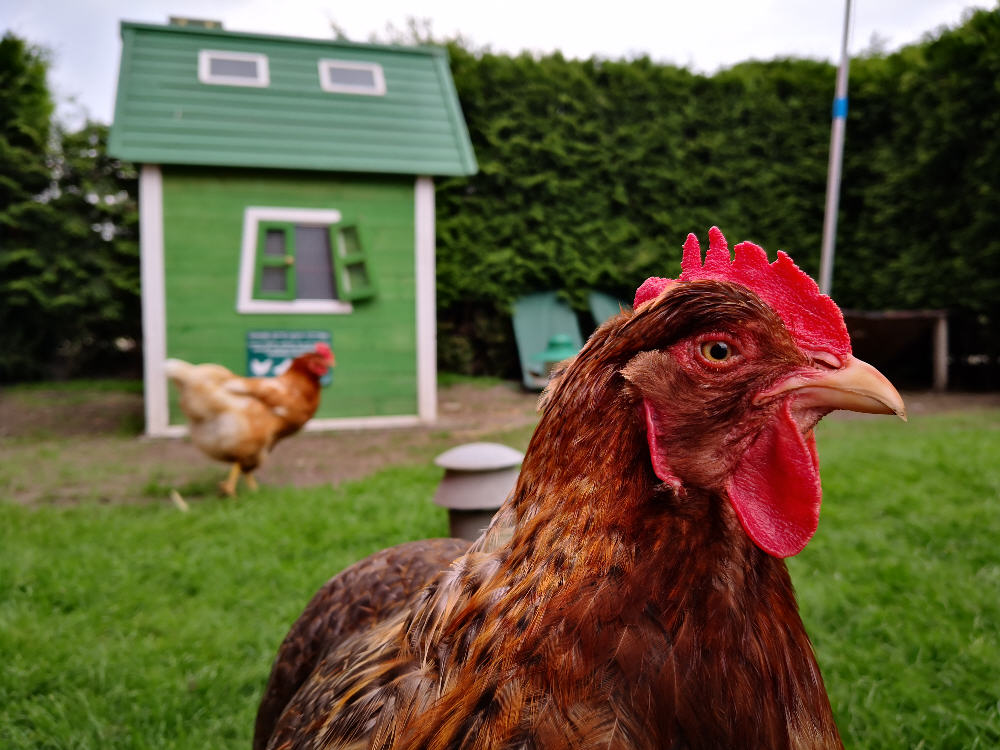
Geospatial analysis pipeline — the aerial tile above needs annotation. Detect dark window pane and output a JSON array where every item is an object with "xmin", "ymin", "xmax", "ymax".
[
  {"xmin": 210, "ymin": 57, "xmax": 259, "ymax": 78},
  {"xmin": 295, "ymin": 226, "xmax": 337, "ymax": 300},
  {"xmin": 264, "ymin": 229, "xmax": 285, "ymax": 256},
  {"xmin": 327, "ymin": 66, "xmax": 376, "ymax": 89},
  {"xmin": 261, "ymin": 266, "xmax": 286, "ymax": 292}
]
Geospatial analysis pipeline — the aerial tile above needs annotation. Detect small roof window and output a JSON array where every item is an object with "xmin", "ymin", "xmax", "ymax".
[
  {"xmin": 198, "ymin": 49, "xmax": 269, "ymax": 87},
  {"xmin": 318, "ymin": 59, "xmax": 386, "ymax": 96}
]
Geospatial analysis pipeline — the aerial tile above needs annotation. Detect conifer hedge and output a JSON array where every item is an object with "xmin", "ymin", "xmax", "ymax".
[{"xmin": 436, "ymin": 8, "xmax": 1000, "ymax": 380}]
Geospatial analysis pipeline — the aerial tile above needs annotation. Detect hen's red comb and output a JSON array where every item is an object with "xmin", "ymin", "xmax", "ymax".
[
  {"xmin": 314, "ymin": 342, "xmax": 333, "ymax": 360},
  {"xmin": 634, "ymin": 227, "xmax": 851, "ymax": 357}
]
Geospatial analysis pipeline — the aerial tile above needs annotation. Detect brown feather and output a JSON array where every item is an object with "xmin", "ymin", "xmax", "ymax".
[{"xmin": 254, "ymin": 538, "xmax": 469, "ymax": 750}]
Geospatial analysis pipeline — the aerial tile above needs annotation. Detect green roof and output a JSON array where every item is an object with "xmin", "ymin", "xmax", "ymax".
[{"xmin": 108, "ymin": 22, "xmax": 477, "ymax": 176}]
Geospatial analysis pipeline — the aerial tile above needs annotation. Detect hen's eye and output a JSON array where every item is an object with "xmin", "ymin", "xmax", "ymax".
[{"xmin": 700, "ymin": 340, "xmax": 735, "ymax": 362}]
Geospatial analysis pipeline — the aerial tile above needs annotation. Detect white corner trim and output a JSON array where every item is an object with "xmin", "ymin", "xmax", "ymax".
[
  {"xmin": 198, "ymin": 49, "xmax": 270, "ymax": 87},
  {"xmin": 139, "ymin": 164, "xmax": 169, "ymax": 437},
  {"xmin": 236, "ymin": 206, "xmax": 354, "ymax": 315},
  {"xmin": 415, "ymin": 176, "xmax": 437, "ymax": 423},
  {"xmin": 317, "ymin": 59, "xmax": 386, "ymax": 96}
]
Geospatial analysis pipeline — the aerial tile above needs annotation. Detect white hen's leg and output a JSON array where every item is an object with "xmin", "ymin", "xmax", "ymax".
[{"xmin": 219, "ymin": 463, "xmax": 241, "ymax": 497}]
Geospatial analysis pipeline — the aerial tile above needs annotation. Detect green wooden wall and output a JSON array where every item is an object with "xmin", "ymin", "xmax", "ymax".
[{"xmin": 161, "ymin": 167, "xmax": 418, "ymax": 423}]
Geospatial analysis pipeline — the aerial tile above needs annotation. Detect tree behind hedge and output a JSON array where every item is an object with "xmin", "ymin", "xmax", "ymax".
[
  {"xmin": 45, "ymin": 123, "xmax": 139, "ymax": 377},
  {"xmin": 0, "ymin": 32, "xmax": 139, "ymax": 381}
]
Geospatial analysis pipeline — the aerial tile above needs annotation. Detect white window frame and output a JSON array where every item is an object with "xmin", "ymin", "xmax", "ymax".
[
  {"xmin": 198, "ymin": 49, "xmax": 270, "ymax": 87},
  {"xmin": 236, "ymin": 207, "xmax": 354, "ymax": 314},
  {"xmin": 317, "ymin": 59, "xmax": 386, "ymax": 96}
]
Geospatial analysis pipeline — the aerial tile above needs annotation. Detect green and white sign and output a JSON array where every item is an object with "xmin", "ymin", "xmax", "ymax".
[{"xmin": 247, "ymin": 330, "xmax": 333, "ymax": 386}]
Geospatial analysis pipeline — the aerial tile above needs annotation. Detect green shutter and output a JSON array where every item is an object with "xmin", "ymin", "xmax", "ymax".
[
  {"xmin": 255, "ymin": 222, "xmax": 296, "ymax": 300},
  {"xmin": 331, "ymin": 223, "xmax": 376, "ymax": 302}
]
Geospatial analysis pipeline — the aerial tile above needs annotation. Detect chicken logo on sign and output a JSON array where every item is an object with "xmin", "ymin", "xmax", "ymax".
[{"xmin": 249, "ymin": 358, "xmax": 273, "ymax": 377}]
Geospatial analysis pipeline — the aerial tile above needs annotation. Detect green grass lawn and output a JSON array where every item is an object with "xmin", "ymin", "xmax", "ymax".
[
  {"xmin": 796, "ymin": 411, "xmax": 1000, "ymax": 748},
  {"xmin": 0, "ymin": 466, "xmax": 451, "ymax": 750},
  {"xmin": 2, "ymin": 411, "xmax": 998, "ymax": 748}
]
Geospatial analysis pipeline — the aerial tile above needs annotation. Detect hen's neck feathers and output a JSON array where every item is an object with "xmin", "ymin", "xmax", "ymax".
[
  {"xmin": 277, "ymin": 357, "xmax": 324, "ymax": 404},
  {"xmin": 282, "ymin": 356, "xmax": 323, "ymax": 384},
  {"xmin": 398, "ymin": 284, "xmax": 842, "ymax": 749},
  {"xmin": 327, "ymin": 282, "xmax": 843, "ymax": 749}
]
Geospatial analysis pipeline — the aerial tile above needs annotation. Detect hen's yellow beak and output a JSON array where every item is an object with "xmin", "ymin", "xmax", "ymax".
[{"xmin": 755, "ymin": 356, "xmax": 907, "ymax": 420}]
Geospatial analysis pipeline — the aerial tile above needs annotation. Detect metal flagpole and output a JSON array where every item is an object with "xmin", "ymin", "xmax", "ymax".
[{"xmin": 818, "ymin": 0, "xmax": 853, "ymax": 296}]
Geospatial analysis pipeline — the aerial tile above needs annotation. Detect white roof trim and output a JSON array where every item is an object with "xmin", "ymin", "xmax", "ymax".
[
  {"xmin": 236, "ymin": 206, "xmax": 353, "ymax": 315},
  {"xmin": 198, "ymin": 49, "xmax": 270, "ymax": 87},
  {"xmin": 317, "ymin": 58, "xmax": 386, "ymax": 96}
]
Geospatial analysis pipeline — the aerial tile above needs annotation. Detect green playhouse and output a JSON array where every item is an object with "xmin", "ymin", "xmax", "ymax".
[{"xmin": 109, "ymin": 19, "xmax": 477, "ymax": 436}]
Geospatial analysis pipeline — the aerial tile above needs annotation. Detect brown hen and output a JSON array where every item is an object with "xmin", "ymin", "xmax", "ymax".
[
  {"xmin": 165, "ymin": 343, "xmax": 334, "ymax": 496},
  {"xmin": 255, "ymin": 228, "xmax": 905, "ymax": 750}
]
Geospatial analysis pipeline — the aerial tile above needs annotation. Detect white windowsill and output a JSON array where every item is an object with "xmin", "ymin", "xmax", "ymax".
[{"xmin": 237, "ymin": 299, "xmax": 354, "ymax": 315}]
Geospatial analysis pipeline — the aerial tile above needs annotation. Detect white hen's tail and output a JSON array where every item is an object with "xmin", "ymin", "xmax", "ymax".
[
  {"xmin": 164, "ymin": 358, "xmax": 195, "ymax": 383},
  {"xmin": 164, "ymin": 358, "xmax": 234, "ymax": 385},
  {"xmin": 164, "ymin": 358, "xmax": 247, "ymax": 421}
]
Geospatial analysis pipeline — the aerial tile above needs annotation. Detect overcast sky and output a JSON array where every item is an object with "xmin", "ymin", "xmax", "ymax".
[{"xmin": 2, "ymin": 0, "xmax": 988, "ymax": 126}]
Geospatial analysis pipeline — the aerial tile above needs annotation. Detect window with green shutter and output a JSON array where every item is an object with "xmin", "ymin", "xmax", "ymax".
[{"xmin": 238, "ymin": 207, "xmax": 376, "ymax": 314}]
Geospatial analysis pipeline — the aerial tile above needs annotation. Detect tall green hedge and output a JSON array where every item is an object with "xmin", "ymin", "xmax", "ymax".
[{"xmin": 436, "ymin": 8, "xmax": 1000, "ymax": 379}]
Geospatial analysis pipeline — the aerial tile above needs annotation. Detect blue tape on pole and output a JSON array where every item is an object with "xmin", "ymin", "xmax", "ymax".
[{"xmin": 832, "ymin": 97, "xmax": 849, "ymax": 119}]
